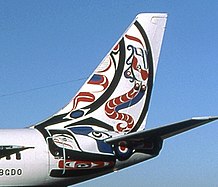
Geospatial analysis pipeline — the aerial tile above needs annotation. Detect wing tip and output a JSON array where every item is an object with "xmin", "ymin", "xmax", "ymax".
[{"xmin": 191, "ymin": 116, "xmax": 218, "ymax": 121}]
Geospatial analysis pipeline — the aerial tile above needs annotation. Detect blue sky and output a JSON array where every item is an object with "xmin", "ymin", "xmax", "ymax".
[{"xmin": 0, "ymin": 1, "xmax": 218, "ymax": 186}]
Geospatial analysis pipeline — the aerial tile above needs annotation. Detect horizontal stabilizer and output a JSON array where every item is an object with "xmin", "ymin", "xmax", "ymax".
[{"xmin": 106, "ymin": 116, "xmax": 218, "ymax": 144}]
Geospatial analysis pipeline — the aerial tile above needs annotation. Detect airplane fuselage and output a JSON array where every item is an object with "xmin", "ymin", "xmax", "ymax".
[
  {"xmin": 0, "ymin": 129, "xmax": 158, "ymax": 186},
  {"xmin": 0, "ymin": 129, "xmax": 49, "ymax": 186}
]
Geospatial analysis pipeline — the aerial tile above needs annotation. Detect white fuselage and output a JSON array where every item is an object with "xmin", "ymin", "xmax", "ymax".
[
  {"xmin": 0, "ymin": 129, "xmax": 54, "ymax": 186},
  {"xmin": 0, "ymin": 128, "xmax": 155, "ymax": 186}
]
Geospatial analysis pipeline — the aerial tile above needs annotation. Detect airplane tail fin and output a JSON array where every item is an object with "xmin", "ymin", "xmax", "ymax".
[{"xmin": 35, "ymin": 13, "xmax": 167, "ymax": 134}]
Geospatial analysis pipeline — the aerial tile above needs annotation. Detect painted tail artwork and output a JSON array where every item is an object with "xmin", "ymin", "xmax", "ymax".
[
  {"xmin": 22, "ymin": 13, "xmax": 218, "ymax": 186},
  {"xmin": 35, "ymin": 13, "xmax": 166, "ymax": 135}
]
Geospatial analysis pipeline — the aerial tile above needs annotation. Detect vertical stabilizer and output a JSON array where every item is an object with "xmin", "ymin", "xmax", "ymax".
[{"xmin": 34, "ymin": 13, "xmax": 167, "ymax": 134}]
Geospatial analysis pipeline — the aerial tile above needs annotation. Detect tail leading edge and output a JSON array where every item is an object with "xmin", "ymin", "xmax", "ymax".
[{"xmin": 34, "ymin": 13, "xmax": 167, "ymax": 134}]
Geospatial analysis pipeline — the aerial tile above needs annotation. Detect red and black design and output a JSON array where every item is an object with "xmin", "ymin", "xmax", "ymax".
[
  {"xmin": 58, "ymin": 160, "xmax": 114, "ymax": 170},
  {"xmin": 104, "ymin": 31, "xmax": 151, "ymax": 132},
  {"xmin": 71, "ymin": 92, "xmax": 95, "ymax": 110},
  {"xmin": 105, "ymin": 87, "xmax": 140, "ymax": 132}
]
